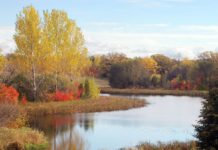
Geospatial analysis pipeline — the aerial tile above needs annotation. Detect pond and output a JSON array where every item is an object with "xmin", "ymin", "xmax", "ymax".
[{"xmin": 30, "ymin": 95, "xmax": 204, "ymax": 150}]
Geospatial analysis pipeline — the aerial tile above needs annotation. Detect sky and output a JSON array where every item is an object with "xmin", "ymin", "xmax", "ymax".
[{"xmin": 0, "ymin": 0, "xmax": 218, "ymax": 58}]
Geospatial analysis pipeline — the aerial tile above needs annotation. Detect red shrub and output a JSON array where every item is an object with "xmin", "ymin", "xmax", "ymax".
[
  {"xmin": 21, "ymin": 96, "xmax": 27, "ymax": 105},
  {"xmin": 48, "ymin": 81, "xmax": 84, "ymax": 102},
  {"xmin": 170, "ymin": 79, "xmax": 193, "ymax": 90},
  {"xmin": 53, "ymin": 91, "xmax": 74, "ymax": 101},
  {"xmin": 0, "ymin": 84, "xmax": 19, "ymax": 105}
]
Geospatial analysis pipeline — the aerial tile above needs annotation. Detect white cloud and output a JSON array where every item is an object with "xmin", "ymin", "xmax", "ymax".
[
  {"xmin": 84, "ymin": 30, "xmax": 218, "ymax": 58},
  {"xmin": 0, "ymin": 26, "xmax": 15, "ymax": 54},
  {"xmin": 0, "ymin": 25, "xmax": 218, "ymax": 59},
  {"xmin": 179, "ymin": 25, "xmax": 218, "ymax": 32}
]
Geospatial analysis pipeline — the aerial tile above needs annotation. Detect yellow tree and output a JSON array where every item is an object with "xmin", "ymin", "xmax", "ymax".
[
  {"xmin": 43, "ymin": 10, "xmax": 90, "ymax": 90},
  {"xmin": 141, "ymin": 57, "xmax": 158, "ymax": 73},
  {"xmin": 0, "ymin": 49, "xmax": 6, "ymax": 74},
  {"xmin": 14, "ymin": 6, "xmax": 49, "ymax": 101}
]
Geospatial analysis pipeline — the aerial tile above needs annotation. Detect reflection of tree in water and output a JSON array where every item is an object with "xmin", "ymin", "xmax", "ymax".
[
  {"xmin": 29, "ymin": 114, "xmax": 89, "ymax": 150},
  {"xmin": 54, "ymin": 130, "xmax": 87, "ymax": 150},
  {"xmin": 29, "ymin": 114, "xmax": 76, "ymax": 139},
  {"xmin": 77, "ymin": 114, "xmax": 94, "ymax": 131}
]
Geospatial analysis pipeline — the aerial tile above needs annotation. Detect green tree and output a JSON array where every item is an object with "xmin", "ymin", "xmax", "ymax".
[{"xmin": 195, "ymin": 88, "xmax": 218, "ymax": 150}]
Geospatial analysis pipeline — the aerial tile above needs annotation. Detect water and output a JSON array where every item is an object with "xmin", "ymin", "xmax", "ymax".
[{"xmin": 30, "ymin": 95, "xmax": 204, "ymax": 150}]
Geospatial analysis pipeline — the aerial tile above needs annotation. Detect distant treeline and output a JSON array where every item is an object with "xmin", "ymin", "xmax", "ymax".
[{"xmin": 89, "ymin": 52, "xmax": 218, "ymax": 90}]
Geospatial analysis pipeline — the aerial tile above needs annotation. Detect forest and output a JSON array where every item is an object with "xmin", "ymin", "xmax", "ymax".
[{"xmin": 89, "ymin": 52, "xmax": 218, "ymax": 90}]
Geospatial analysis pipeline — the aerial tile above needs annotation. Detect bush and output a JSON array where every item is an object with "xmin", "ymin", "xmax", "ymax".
[
  {"xmin": 0, "ymin": 127, "xmax": 47, "ymax": 150},
  {"xmin": 0, "ymin": 83, "xmax": 19, "ymax": 104},
  {"xmin": 8, "ymin": 74, "xmax": 33, "ymax": 101},
  {"xmin": 52, "ymin": 91, "xmax": 74, "ymax": 101},
  {"xmin": 83, "ymin": 79, "xmax": 100, "ymax": 98}
]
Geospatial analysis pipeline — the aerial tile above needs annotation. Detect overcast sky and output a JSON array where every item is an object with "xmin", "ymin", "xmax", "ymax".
[{"xmin": 0, "ymin": 0, "xmax": 218, "ymax": 58}]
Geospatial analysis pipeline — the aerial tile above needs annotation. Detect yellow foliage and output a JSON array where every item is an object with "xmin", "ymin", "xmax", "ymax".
[{"xmin": 141, "ymin": 57, "xmax": 158, "ymax": 73}]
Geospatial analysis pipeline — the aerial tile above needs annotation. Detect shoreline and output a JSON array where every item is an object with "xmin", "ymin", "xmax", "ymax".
[
  {"xmin": 101, "ymin": 87, "xmax": 208, "ymax": 98},
  {"xmin": 22, "ymin": 96, "xmax": 146, "ymax": 117}
]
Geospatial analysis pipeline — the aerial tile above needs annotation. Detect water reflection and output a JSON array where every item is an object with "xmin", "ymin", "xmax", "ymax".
[
  {"xmin": 77, "ymin": 114, "xmax": 95, "ymax": 132},
  {"xmin": 30, "ymin": 95, "xmax": 203, "ymax": 150},
  {"xmin": 30, "ymin": 114, "xmax": 94, "ymax": 150}
]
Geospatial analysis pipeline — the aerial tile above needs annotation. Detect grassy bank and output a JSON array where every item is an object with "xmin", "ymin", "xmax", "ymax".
[
  {"xmin": 123, "ymin": 141, "xmax": 197, "ymax": 150},
  {"xmin": 0, "ymin": 127, "xmax": 47, "ymax": 150},
  {"xmin": 101, "ymin": 87, "xmax": 208, "ymax": 98},
  {"xmin": 22, "ymin": 96, "xmax": 146, "ymax": 117}
]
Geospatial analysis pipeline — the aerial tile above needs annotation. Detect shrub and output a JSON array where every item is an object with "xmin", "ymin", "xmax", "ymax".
[
  {"xmin": 21, "ymin": 96, "xmax": 27, "ymax": 105},
  {"xmin": 8, "ymin": 74, "xmax": 33, "ymax": 101},
  {"xmin": 0, "ymin": 127, "xmax": 47, "ymax": 150},
  {"xmin": 170, "ymin": 78, "xmax": 193, "ymax": 90},
  {"xmin": 83, "ymin": 79, "xmax": 100, "ymax": 98},
  {"xmin": 0, "ymin": 83, "xmax": 19, "ymax": 104},
  {"xmin": 53, "ymin": 91, "xmax": 73, "ymax": 101}
]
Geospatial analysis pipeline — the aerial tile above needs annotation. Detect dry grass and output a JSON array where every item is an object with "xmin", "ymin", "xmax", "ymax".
[
  {"xmin": 0, "ymin": 127, "xmax": 47, "ymax": 150},
  {"xmin": 0, "ymin": 104, "xmax": 19, "ymax": 127},
  {"xmin": 101, "ymin": 87, "xmax": 208, "ymax": 98},
  {"xmin": 123, "ymin": 141, "xmax": 197, "ymax": 150},
  {"xmin": 21, "ymin": 96, "xmax": 146, "ymax": 117}
]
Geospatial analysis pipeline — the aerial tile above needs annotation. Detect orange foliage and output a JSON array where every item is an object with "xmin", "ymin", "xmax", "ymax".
[
  {"xmin": 49, "ymin": 82, "xmax": 84, "ymax": 102},
  {"xmin": 0, "ymin": 84, "xmax": 19, "ymax": 104}
]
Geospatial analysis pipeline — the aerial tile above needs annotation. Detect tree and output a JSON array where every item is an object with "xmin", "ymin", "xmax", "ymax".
[
  {"xmin": 151, "ymin": 54, "xmax": 175, "ymax": 74},
  {"xmin": 151, "ymin": 54, "xmax": 175, "ymax": 87},
  {"xmin": 100, "ymin": 53, "xmax": 128, "ymax": 78},
  {"xmin": 197, "ymin": 51, "xmax": 218, "ymax": 89},
  {"xmin": 14, "ymin": 6, "xmax": 44, "ymax": 101},
  {"xmin": 88, "ymin": 55, "xmax": 101, "ymax": 77},
  {"xmin": 195, "ymin": 88, "xmax": 218, "ymax": 149},
  {"xmin": 109, "ymin": 60, "xmax": 150, "ymax": 88},
  {"xmin": 141, "ymin": 57, "xmax": 158, "ymax": 73},
  {"xmin": 43, "ymin": 10, "xmax": 89, "ymax": 91}
]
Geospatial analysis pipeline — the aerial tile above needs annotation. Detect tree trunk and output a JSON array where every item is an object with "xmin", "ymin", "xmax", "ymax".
[
  {"xmin": 32, "ymin": 65, "xmax": 37, "ymax": 101},
  {"xmin": 55, "ymin": 71, "xmax": 58, "ymax": 92}
]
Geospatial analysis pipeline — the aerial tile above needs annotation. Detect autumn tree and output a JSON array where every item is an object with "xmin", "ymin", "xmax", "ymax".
[
  {"xmin": 197, "ymin": 51, "xmax": 218, "ymax": 89},
  {"xmin": 141, "ymin": 57, "xmax": 158, "ymax": 73},
  {"xmin": 100, "ymin": 53, "xmax": 128, "ymax": 78},
  {"xmin": 109, "ymin": 60, "xmax": 150, "ymax": 88},
  {"xmin": 151, "ymin": 54, "xmax": 175, "ymax": 87},
  {"xmin": 14, "ymin": 6, "xmax": 44, "ymax": 101},
  {"xmin": 89, "ymin": 55, "xmax": 101, "ymax": 77},
  {"xmin": 43, "ymin": 10, "xmax": 90, "ymax": 91}
]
